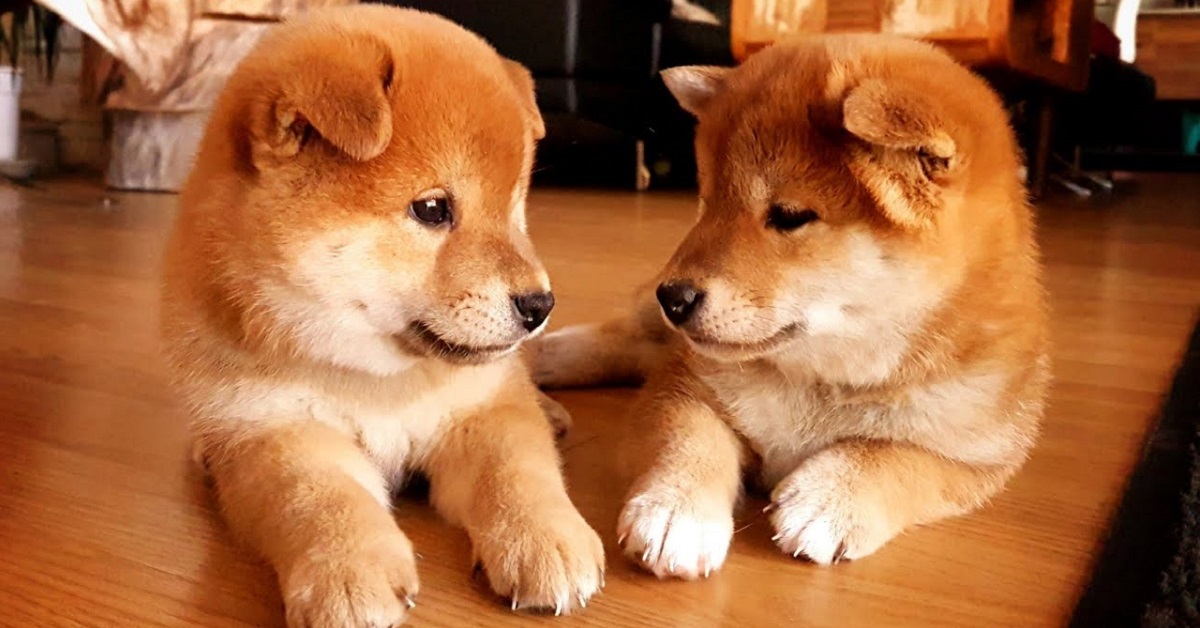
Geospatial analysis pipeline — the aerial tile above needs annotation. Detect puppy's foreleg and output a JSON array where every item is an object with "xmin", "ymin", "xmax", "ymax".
[
  {"xmin": 768, "ymin": 440, "xmax": 1018, "ymax": 564},
  {"xmin": 203, "ymin": 421, "xmax": 419, "ymax": 628},
  {"xmin": 422, "ymin": 388, "xmax": 604, "ymax": 614},
  {"xmin": 617, "ymin": 372, "xmax": 745, "ymax": 580}
]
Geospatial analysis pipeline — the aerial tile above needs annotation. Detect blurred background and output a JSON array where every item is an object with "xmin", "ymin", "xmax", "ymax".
[{"xmin": 1, "ymin": 0, "xmax": 1197, "ymax": 196}]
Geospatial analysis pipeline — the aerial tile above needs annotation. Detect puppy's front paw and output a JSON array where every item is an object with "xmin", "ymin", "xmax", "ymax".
[
  {"xmin": 768, "ymin": 447, "xmax": 895, "ymax": 565},
  {"xmin": 475, "ymin": 508, "xmax": 605, "ymax": 615},
  {"xmin": 617, "ymin": 488, "xmax": 733, "ymax": 580},
  {"xmin": 282, "ymin": 533, "xmax": 419, "ymax": 628}
]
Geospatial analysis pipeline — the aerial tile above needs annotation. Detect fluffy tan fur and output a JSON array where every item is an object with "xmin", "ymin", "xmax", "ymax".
[
  {"xmin": 530, "ymin": 34, "xmax": 1050, "ymax": 577},
  {"xmin": 160, "ymin": 6, "xmax": 602, "ymax": 625}
]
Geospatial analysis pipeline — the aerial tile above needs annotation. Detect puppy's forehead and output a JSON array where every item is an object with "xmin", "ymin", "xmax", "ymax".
[
  {"xmin": 698, "ymin": 47, "xmax": 844, "ymax": 197},
  {"xmin": 394, "ymin": 44, "xmax": 526, "ymax": 129},
  {"xmin": 702, "ymin": 35, "xmax": 952, "ymax": 159},
  {"xmin": 377, "ymin": 58, "xmax": 529, "ymax": 195},
  {"xmin": 370, "ymin": 14, "xmax": 533, "ymax": 165}
]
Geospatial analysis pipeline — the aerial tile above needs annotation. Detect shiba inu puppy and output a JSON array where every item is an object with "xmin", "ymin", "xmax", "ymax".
[
  {"xmin": 531, "ymin": 34, "xmax": 1049, "ymax": 577},
  {"xmin": 160, "ymin": 6, "xmax": 602, "ymax": 625}
]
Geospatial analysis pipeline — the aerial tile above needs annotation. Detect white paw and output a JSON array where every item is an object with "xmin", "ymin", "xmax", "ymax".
[
  {"xmin": 617, "ymin": 489, "xmax": 733, "ymax": 580},
  {"xmin": 768, "ymin": 448, "xmax": 894, "ymax": 565}
]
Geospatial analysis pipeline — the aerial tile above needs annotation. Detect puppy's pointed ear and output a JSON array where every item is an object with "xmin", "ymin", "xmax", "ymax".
[
  {"xmin": 500, "ymin": 58, "xmax": 545, "ymax": 140},
  {"xmin": 843, "ymin": 79, "xmax": 961, "ymax": 228},
  {"xmin": 252, "ymin": 35, "xmax": 395, "ymax": 164},
  {"xmin": 661, "ymin": 65, "xmax": 731, "ymax": 117}
]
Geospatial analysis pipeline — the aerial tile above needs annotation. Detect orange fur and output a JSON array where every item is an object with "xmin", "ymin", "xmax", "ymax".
[
  {"xmin": 160, "ymin": 6, "xmax": 602, "ymax": 625},
  {"xmin": 531, "ymin": 34, "xmax": 1050, "ymax": 575}
]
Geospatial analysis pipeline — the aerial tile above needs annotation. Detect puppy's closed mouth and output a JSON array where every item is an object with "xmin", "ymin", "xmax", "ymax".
[
  {"xmin": 403, "ymin": 321, "xmax": 517, "ymax": 364},
  {"xmin": 684, "ymin": 322, "xmax": 802, "ymax": 358}
]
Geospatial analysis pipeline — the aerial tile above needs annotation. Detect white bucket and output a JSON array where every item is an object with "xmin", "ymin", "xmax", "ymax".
[{"xmin": 0, "ymin": 67, "xmax": 23, "ymax": 162}]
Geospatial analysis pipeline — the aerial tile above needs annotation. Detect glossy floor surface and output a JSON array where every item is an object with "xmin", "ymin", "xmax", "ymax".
[{"xmin": 1, "ymin": 176, "xmax": 1198, "ymax": 627}]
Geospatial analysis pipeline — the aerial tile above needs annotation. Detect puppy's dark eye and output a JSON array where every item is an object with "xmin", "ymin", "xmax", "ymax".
[
  {"xmin": 410, "ymin": 197, "xmax": 452, "ymax": 227},
  {"xmin": 766, "ymin": 205, "xmax": 819, "ymax": 232}
]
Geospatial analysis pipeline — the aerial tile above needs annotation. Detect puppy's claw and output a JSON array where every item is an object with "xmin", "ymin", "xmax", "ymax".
[
  {"xmin": 763, "ymin": 503, "xmax": 775, "ymax": 513},
  {"xmin": 833, "ymin": 541, "xmax": 848, "ymax": 565},
  {"xmin": 405, "ymin": 594, "xmax": 416, "ymax": 609},
  {"xmin": 793, "ymin": 548, "xmax": 802, "ymax": 558},
  {"xmin": 555, "ymin": 600, "xmax": 562, "ymax": 617},
  {"xmin": 617, "ymin": 533, "xmax": 627, "ymax": 545},
  {"xmin": 578, "ymin": 594, "xmax": 587, "ymax": 608}
]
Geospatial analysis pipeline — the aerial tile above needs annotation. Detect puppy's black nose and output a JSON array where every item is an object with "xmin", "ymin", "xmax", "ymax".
[
  {"xmin": 512, "ymin": 291, "xmax": 555, "ymax": 332},
  {"xmin": 656, "ymin": 281, "xmax": 704, "ymax": 326}
]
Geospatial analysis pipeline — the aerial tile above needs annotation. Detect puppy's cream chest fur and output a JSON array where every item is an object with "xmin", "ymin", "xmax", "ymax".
[
  {"xmin": 196, "ymin": 357, "xmax": 513, "ymax": 482},
  {"xmin": 704, "ymin": 367, "xmax": 846, "ymax": 485},
  {"xmin": 703, "ymin": 361, "xmax": 1022, "ymax": 487},
  {"xmin": 343, "ymin": 360, "xmax": 511, "ymax": 479}
]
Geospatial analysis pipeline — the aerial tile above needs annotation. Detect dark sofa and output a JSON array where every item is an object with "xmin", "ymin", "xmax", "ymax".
[{"xmin": 368, "ymin": 0, "xmax": 734, "ymax": 188}]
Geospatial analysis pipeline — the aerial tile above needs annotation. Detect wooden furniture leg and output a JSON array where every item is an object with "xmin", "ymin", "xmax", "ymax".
[{"xmin": 1031, "ymin": 94, "xmax": 1055, "ymax": 199}]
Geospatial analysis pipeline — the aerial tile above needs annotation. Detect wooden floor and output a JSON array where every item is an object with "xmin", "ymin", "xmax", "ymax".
[{"xmin": 1, "ymin": 175, "xmax": 1198, "ymax": 627}]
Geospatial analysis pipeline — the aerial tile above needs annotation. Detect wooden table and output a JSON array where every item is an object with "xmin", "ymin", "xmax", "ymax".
[
  {"xmin": 730, "ymin": 0, "xmax": 1095, "ymax": 91},
  {"xmin": 1135, "ymin": 9, "xmax": 1200, "ymax": 101}
]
